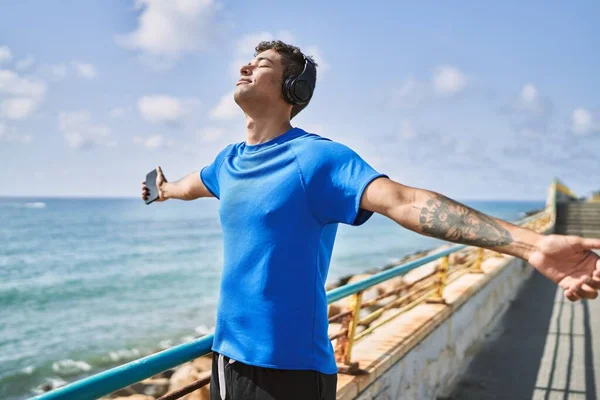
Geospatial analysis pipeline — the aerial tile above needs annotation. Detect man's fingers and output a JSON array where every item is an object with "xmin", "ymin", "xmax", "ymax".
[
  {"xmin": 581, "ymin": 238, "xmax": 600, "ymax": 250},
  {"xmin": 577, "ymin": 283, "xmax": 598, "ymax": 300},
  {"xmin": 565, "ymin": 289, "xmax": 580, "ymax": 302}
]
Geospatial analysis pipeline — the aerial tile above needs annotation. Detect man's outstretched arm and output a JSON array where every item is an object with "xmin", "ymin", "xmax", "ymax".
[
  {"xmin": 360, "ymin": 177, "xmax": 600, "ymax": 301},
  {"xmin": 142, "ymin": 166, "xmax": 214, "ymax": 202}
]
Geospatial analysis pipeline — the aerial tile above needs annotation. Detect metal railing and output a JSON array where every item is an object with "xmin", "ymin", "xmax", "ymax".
[{"xmin": 32, "ymin": 201, "xmax": 556, "ymax": 400}]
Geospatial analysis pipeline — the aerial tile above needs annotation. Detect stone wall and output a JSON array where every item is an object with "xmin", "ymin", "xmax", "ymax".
[{"xmin": 352, "ymin": 256, "xmax": 535, "ymax": 400}]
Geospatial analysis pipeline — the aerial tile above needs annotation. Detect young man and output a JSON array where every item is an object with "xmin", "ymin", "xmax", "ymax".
[{"xmin": 142, "ymin": 41, "xmax": 600, "ymax": 400}]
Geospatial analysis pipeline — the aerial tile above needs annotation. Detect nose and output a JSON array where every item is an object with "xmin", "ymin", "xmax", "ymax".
[{"xmin": 240, "ymin": 63, "xmax": 253, "ymax": 77}]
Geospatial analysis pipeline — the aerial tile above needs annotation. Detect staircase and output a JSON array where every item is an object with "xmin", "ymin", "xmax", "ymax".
[{"xmin": 555, "ymin": 202, "xmax": 600, "ymax": 238}]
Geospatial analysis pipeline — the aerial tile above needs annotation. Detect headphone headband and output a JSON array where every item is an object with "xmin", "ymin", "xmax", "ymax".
[{"xmin": 282, "ymin": 55, "xmax": 316, "ymax": 106}]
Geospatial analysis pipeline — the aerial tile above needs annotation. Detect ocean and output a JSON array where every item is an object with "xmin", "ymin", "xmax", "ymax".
[{"xmin": 0, "ymin": 197, "xmax": 545, "ymax": 399}]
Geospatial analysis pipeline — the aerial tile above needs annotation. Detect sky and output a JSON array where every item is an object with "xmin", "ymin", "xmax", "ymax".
[{"xmin": 0, "ymin": 0, "xmax": 599, "ymax": 200}]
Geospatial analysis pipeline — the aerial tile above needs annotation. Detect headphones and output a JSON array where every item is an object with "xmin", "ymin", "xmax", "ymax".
[{"xmin": 282, "ymin": 56, "xmax": 317, "ymax": 106}]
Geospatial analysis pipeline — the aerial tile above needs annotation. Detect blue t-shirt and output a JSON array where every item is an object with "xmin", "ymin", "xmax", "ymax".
[{"xmin": 200, "ymin": 127, "xmax": 387, "ymax": 374}]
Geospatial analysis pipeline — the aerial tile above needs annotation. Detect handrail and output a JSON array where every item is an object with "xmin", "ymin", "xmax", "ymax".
[
  {"xmin": 31, "ymin": 336, "xmax": 214, "ymax": 400},
  {"xmin": 326, "ymin": 244, "xmax": 465, "ymax": 303},
  {"xmin": 32, "ymin": 210, "xmax": 551, "ymax": 400}
]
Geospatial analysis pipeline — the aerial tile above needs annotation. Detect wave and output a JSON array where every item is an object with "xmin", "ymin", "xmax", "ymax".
[
  {"xmin": 180, "ymin": 335, "xmax": 196, "ymax": 343},
  {"xmin": 106, "ymin": 348, "xmax": 141, "ymax": 363},
  {"xmin": 0, "ymin": 201, "xmax": 47, "ymax": 209},
  {"xmin": 24, "ymin": 202, "xmax": 46, "ymax": 209},
  {"xmin": 32, "ymin": 377, "xmax": 67, "ymax": 395},
  {"xmin": 51, "ymin": 359, "xmax": 92, "ymax": 376},
  {"xmin": 22, "ymin": 365, "xmax": 36, "ymax": 375},
  {"xmin": 194, "ymin": 324, "xmax": 214, "ymax": 336}
]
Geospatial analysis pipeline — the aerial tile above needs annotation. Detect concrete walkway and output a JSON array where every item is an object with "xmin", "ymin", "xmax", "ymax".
[{"xmin": 447, "ymin": 254, "xmax": 600, "ymax": 400}]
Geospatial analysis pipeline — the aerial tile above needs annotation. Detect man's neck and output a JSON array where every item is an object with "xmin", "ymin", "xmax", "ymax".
[{"xmin": 245, "ymin": 116, "xmax": 293, "ymax": 145}]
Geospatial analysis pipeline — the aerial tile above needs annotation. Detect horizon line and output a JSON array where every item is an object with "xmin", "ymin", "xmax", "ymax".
[{"xmin": 0, "ymin": 195, "xmax": 547, "ymax": 202}]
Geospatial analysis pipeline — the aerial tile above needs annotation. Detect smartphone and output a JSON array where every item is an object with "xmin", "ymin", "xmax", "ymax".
[{"xmin": 144, "ymin": 169, "xmax": 160, "ymax": 205}]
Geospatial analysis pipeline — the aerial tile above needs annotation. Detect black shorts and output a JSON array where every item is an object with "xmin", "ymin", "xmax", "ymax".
[{"xmin": 210, "ymin": 352, "xmax": 337, "ymax": 400}]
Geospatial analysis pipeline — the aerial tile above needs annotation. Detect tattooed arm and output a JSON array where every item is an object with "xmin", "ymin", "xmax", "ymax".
[
  {"xmin": 359, "ymin": 177, "xmax": 600, "ymax": 301},
  {"xmin": 359, "ymin": 178, "xmax": 542, "ymax": 260}
]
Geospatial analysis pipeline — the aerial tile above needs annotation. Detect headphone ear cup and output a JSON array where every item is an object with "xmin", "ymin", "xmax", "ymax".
[
  {"xmin": 282, "ymin": 76, "xmax": 297, "ymax": 105},
  {"xmin": 293, "ymin": 80, "xmax": 312, "ymax": 104}
]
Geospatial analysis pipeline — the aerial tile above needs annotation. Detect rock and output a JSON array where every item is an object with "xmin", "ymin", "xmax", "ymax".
[
  {"xmin": 450, "ymin": 252, "xmax": 469, "ymax": 265},
  {"xmin": 156, "ymin": 368, "xmax": 176, "ymax": 380},
  {"xmin": 170, "ymin": 363, "xmax": 199, "ymax": 390},
  {"xmin": 109, "ymin": 387, "xmax": 137, "ymax": 397},
  {"xmin": 192, "ymin": 354, "xmax": 213, "ymax": 372},
  {"xmin": 168, "ymin": 363, "xmax": 211, "ymax": 400},
  {"xmin": 403, "ymin": 260, "xmax": 438, "ymax": 285},
  {"xmin": 132, "ymin": 378, "xmax": 170, "ymax": 398},
  {"xmin": 375, "ymin": 276, "xmax": 404, "ymax": 297},
  {"xmin": 327, "ymin": 302, "xmax": 346, "ymax": 318}
]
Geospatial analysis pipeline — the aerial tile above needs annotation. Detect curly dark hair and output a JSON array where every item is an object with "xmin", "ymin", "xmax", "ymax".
[{"xmin": 254, "ymin": 40, "xmax": 318, "ymax": 119}]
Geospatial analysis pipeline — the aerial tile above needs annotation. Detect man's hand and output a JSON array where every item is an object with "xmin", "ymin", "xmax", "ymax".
[
  {"xmin": 528, "ymin": 235, "xmax": 600, "ymax": 301},
  {"xmin": 142, "ymin": 167, "xmax": 215, "ymax": 201},
  {"xmin": 142, "ymin": 166, "xmax": 168, "ymax": 202}
]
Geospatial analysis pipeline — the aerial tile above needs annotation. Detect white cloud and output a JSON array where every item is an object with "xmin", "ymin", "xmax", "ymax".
[
  {"xmin": 1, "ymin": 98, "xmax": 38, "ymax": 119},
  {"xmin": 133, "ymin": 134, "xmax": 171, "ymax": 149},
  {"xmin": 137, "ymin": 95, "xmax": 192, "ymax": 124},
  {"xmin": 389, "ymin": 67, "xmax": 467, "ymax": 109},
  {"xmin": 0, "ymin": 69, "xmax": 47, "ymax": 119},
  {"xmin": 110, "ymin": 107, "xmax": 126, "ymax": 118},
  {"xmin": 73, "ymin": 62, "xmax": 97, "ymax": 79},
  {"xmin": 517, "ymin": 83, "xmax": 547, "ymax": 115},
  {"xmin": 520, "ymin": 83, "xmax": 537, "ymax": 104},
  {"xmin": 16, "ymin": 55, "xmax": 35, "ymax": 71},
  {"xmin": 389, "ymin": 77, "xmax": 429, "ymax": 109},
  {"xmin": 0, "ymin": 46, "xmax": 12, "ymax": 64},
  {"xmin": 0, "ymin": 123, "xmax": 33, "ymax": 143},
  {"xmin": 399, "ymin": 120, "xmax": 416, "ymax": 140},
  {"xmin": 58, "ymin": 111, "xmax": 115, "ymax": 148},
  {"xmin": 115, "ymin": 0, "xmax": 223, "ymax": 68},
  {"xmin": 209, "ymin": 91, "xmax": 239, "ymax": 120},
  {"xmin": 0, "ymin": 70, "xmax": 46, "ymax": 97},
  {"xmin": 504, "ymin": 83, "xmax": 553, "ymax": 136},
  {"xmin": 572, "ymin": 107, "xmax": 599, "ymax": 135},
  {"xmin": 432, "ymin": 66, "xmax": 467, "ymax": 96}
]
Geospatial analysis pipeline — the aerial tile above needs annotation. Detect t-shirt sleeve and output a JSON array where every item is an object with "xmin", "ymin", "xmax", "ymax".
[
  {"xmin": 297, "ymin": 140, "xmax": 388, "ymax": 226},
  {"xmin": 200, "ymin": 145, "xmax": 232, "ymax": 199}
]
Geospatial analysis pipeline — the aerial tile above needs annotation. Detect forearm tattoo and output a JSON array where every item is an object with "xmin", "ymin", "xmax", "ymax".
[{"xmin": 416, "ymin": 193, "xmax": 513, "ymax": 248}]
